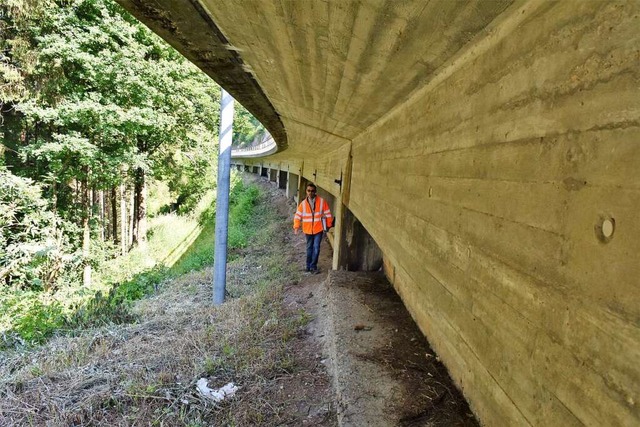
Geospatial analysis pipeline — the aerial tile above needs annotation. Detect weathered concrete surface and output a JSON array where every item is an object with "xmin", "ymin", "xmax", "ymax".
[
  {"xmin": 203, "ymin": 0, "xmax": 512, "ymax": 157},
  {"xmin": 115, "ymin": 0, "xmax": 288, "ymax": 150},
  {"xmin": 323, "ymin": 270, "xmax": 478, "ymax": 427},
  {"xmin": 290, "ymin": 227, "xmax": 476, "ymax": 426},
  {"xmin": 119, "ymin": 0, "xmax": 640, "ymax": 425},
  {"xmin": 346, "ymin": 3, "xmax": 640, "ymax": 425}
]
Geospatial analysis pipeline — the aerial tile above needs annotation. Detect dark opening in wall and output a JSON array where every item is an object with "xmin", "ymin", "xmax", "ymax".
[
  {"xmin": 278, "ymin": 170, "xmax": 287, "ymax": 190},
  {"xmin": 261, "ymin": 167, "xmax": 268, "ymax": 177},
  {"xmin": 244, "ymin": 165, "xmax": 250, "ymax": 172},
  {"xmin": 338, "ymin": 206, "xmax": 383, "ymax": 271},
  {"xmin": 252, "ymin": 166, "xmax": 259, "ymax": 174},
  {"xmin": 269, "ymin": 169, "xmax": 277, "ymax": 182}
]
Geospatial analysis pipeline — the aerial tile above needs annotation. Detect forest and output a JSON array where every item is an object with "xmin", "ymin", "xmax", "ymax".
[{"xmin": 0, "ymin": 0, "xmax": 265, "ymax": 347}]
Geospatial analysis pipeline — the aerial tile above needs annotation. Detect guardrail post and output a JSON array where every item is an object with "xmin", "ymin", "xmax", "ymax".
[{"xmin": 213, "ymin": 89, "xmax": 234, "ymax": 305}]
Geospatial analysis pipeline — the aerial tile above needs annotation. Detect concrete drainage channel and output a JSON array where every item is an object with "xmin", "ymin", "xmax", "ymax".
[{"xmin": 320, "ymin": 270, "xmax": 478, "ymax": 427}]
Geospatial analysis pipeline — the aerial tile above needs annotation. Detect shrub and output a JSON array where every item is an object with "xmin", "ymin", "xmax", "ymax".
[
  {"xmin": 0, "ymin": 166, "xmax": 77, "ymax": 291},
  {"xmin": 227, "ymin": 184, "xmax": 259, "ymax": 248},
  {"xmin": 69, "ymin": 266, "xmax": 167, "ymax": 328},
  {"xmin": 0, "ymin": 291, "xmax": 66, "ymax": 347}
]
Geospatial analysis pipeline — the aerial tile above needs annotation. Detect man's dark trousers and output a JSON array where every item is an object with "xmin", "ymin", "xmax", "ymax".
[{"xmin": 305, "ymin": 232, "xmax": 323, "ymax": 271}]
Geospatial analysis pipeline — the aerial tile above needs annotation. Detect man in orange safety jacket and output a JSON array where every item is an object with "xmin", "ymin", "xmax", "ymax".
[{"xmin": 293, "ymin": 182, "xmax": 333, "ymax": 274}]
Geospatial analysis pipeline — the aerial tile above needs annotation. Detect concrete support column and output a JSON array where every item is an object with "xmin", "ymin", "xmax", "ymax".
[
  {"xmin": 332, "ymin": 145, "xmax": 353, "ymax": 270},
  {"xmin": 331, "ymin": 201, "xmax": 346, "ymax": 271},
  {"xmin": 213, "ymin": 88, "xmax": 234, "ymax": 305},
  {"xmin": 287, "ymin": 172, "xmax": 299, "ymax": 202},
  {"xmin": 298, "ymin": 175, "xmax": 309, "ymax": 203}
]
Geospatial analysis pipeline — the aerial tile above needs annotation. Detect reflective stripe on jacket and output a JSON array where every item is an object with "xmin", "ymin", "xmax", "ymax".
[{"xmin": 293, "ymin": 196, "xmax": 333, "ymax": 235}]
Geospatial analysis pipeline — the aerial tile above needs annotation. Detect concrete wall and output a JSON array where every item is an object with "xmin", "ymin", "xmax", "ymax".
[
  {"xmin": 228, "ymin": 2, "xmax": 638, "ymax": 424},
  {"xmin": 346, "ymin": 2, "xmax": 639, "ymax": 426},
  {"xmin": 235, "ymin": 2, "xmax": 639, "ymax": 425},
  {"xmin": 336, "ymin": 206, "xmax": 383, "ymax": 272}
]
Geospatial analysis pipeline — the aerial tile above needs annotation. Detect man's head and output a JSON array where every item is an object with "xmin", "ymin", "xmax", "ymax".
[{"xmin": 306, "ymin": 183, "xmax": 317, "ymax": 197}]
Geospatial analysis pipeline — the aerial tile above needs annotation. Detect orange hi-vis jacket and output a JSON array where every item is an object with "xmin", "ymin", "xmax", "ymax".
[{"xmin": 293, "ymin": 196, "xmax": 333, "ymax": 235}]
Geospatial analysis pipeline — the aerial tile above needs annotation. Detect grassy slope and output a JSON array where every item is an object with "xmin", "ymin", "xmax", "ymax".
[
  {"xmin": 0, "ymin": 173, "xmax": 261, "ymax": 346},
  {"xmin": 0, "ymin": 177, "xmax": 312, "ymax": 426}
]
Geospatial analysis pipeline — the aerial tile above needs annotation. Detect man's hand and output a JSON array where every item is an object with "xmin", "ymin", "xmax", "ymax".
[{"xmin": 293, "ymin": 228, "xmax": 299, "ymax": 235}]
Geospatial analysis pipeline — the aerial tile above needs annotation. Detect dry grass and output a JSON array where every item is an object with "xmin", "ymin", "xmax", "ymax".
[{"xmin": 0, "ymin": 181, "xmax": 311, "ymax": 426}]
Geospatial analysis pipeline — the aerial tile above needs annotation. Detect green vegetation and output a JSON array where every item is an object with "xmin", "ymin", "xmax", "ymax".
[
  {"xmin": 1, "ymin": 1, "xmax": 293, "ymax": 423},
  {"xmin": 1, "ymin": 180, "xmax": 319, "ymax": 426},
  {"xmin": 172, "ymin": 174, "xmax": 259, "ymax": 276},
  {"xmin": 1, "ymin": 0, "xmax": 265, "ymax": 348},
  {"xmin": 233, "ymin": 105, "xmax": 268, "ymax": 148},
  {"xmin": 0, "ymin": 173, "xmax": 259, "ymax": 347},
  {"xmin": 0, "ymin": 167, "xmax": 76, "ymax": 292}
]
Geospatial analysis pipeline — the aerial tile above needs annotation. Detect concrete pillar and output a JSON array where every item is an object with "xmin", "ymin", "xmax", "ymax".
[
  {"xmin": 287, "ymin": 172, "xmax": 299, "ymax": 202},
  {"xmin": 331, "ymin": 200, "xmax": 345, "ymax": 271},
  {"xmin": 213, "ymin": 88, "xmax": 234, "ymax": 305},
  {"xmin": 298, "ymin": 176, "xmax": 309, "ymax": 203},
  {"xmin": 332, "ymin": 145, "xmax": 353, "ymax": 270}
]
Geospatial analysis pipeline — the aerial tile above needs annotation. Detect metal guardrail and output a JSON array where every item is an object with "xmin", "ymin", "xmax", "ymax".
[
  {"xmin": 233, "ymin": 139, "xmax": 273, "ymax": 152},
  {"xmin": 231, "ymin": 135, "xmax": 277, "ymax": 158}
]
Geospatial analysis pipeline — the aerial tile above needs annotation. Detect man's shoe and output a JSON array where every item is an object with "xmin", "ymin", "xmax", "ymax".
[{"xmin": 311, "ymin": 269, "xmax": 320, "ymax": 275}]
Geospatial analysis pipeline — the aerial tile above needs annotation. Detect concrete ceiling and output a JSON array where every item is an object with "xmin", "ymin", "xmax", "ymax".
[{"xmin": 116, "ymin": 0, "xmax": 515, "ymax": 158}]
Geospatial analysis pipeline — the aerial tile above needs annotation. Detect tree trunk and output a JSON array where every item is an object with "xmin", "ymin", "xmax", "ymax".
[
  {"xmin": 131, "ymin": 167, "xmax": 147, "ymax": 248},
  {"xmin": 120, "ymin": 183, "xmax": 128, "ymax": 255},
  {"xmin": 97, "ymin": 190, "xmax": 106, "ymax": 242},
  {"xmin": 111, "ymin": 187, "xmax": 118, "ymax": 245},
  {"xmin": 99, "ymin": 190, "xmax": 105, "ymax": 241},
  {"xmin": 82, "ymin": 175, "xmax": 91, "ymax": 287},
  {"xmin": 129, "ymin": 189, "xmax": 135, "ymax": 247},
  {"xmin": 105, "ymin": 190, "xmax": 111, "ymax": 242}
]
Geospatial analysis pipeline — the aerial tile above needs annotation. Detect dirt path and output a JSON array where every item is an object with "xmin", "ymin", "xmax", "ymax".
[
  {"xmin": 268, "ymin": 176, "xmax": 478, "ymax": 426},
  {"xmin": 255, "ymin": 179, "xmax": 338, "ymax": 426},
  {"xmin": 0, "ymin": 176, "xmax": 339, "ymax": 427}
]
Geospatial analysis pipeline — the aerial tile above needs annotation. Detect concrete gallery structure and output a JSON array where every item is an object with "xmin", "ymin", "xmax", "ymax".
[{"xmin": 116, "ymin": 1, "xmax": 639, "ymax": 425}]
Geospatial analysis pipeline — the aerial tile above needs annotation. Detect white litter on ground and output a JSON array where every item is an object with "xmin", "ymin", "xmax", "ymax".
[{"xmin": 196, "ymin": 379, "xmax": 239, "ymax": 402}]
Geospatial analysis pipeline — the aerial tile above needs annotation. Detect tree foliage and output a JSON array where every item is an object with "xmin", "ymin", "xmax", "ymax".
[
  {"xmin": 0, "ymin": 0, "xmax": 269, "ymax": 345},
  {"xmin": 0, "ymin": 166, "xmax": 76, "ymax": 291},
  {"xmin": 13, "ymin": 0, "xmax": 221, "ymax": 211},
  {"xmin": 1, "ymin": 0, "xmax": 222, "ymax": 291},
  {"xmin": 0, "ymin": 0, "xmax": 54, "ymax": 104},
  {"xmin": 233, "ymin": 103, "xmax": 267, "ymax": 148}
]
